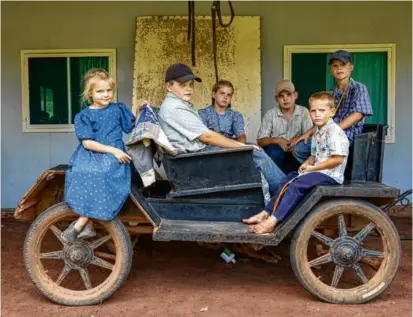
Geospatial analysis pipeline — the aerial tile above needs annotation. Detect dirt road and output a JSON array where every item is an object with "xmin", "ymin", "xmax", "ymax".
[{"xmin": 1, "ymin": 216, "xmax": 411, "ymax": 317}]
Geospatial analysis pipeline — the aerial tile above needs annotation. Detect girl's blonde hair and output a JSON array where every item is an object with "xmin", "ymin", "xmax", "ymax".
[
  {"xmin": 81, "ymin": 68, "xmax": 115, "ymax": 104},
  {"xmin": 211, "ymin": 80, "xmax": 234, "ymax": 107},
  {"xmin": 309, "ymin": 91, "xmax": 335, "ymax": 109}
]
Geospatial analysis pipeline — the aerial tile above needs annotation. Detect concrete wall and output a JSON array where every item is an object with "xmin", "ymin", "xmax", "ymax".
[{"xmin": 2, "ymin": 1, "xmax": 412, "ymax": 207}]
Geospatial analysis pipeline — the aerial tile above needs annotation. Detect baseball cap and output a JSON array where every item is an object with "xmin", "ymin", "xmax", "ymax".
[
  {"xmin": 329, "ymin": 50, "xmax": 353, "ymax": 64},
  {"xmin": 165, "ymin": 63, "xmax": 202, "ymax": 83},
  {"xmin": 275, "ymin": 80, "xmax": 295, "ymax": 96}
]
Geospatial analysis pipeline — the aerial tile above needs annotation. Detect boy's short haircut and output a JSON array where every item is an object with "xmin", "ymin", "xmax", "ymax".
[{"xmin": 309, "ymin": 91, "xmax": 334, "ymax": 109}]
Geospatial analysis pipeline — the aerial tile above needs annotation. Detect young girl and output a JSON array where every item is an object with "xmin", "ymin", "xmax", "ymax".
[
  {"xmin": 61, "ymin": 68, "xmax": 136, "ymax": 244},
  {"xmin": 198, "ymin": 80, "xmax": 246, "ymax": 143}
]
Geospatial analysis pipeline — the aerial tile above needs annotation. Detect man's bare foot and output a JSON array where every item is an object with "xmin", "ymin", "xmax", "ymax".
[
  {"xmin": 249, "ymin": 216, "xmax": 278, "ymax": 234},
  {"xmin": 242, "ymin": 211, "xmax": 269, "ymax": 224}
]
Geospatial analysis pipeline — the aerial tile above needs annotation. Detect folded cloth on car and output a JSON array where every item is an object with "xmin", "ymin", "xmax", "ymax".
[{"xmin": 127, "ymin": 105, "xmax": 177, "ymax": 187}]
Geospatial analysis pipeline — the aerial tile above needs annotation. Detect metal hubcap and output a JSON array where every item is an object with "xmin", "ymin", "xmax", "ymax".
[
  {"xmin": 331, "ymin": 237, "xmax": 361, "ymax": 267},
  {"xmin": 65, "ymin": 243, "xmax": 93, "ymax": 268}
]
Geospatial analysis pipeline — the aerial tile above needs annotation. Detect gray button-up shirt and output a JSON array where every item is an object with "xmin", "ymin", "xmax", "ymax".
[
  {"xmin": 257, "ymin": 104, "xmax": 313, "ymax": 140},
  {"xmin": 158, "ymin": 92, "xmax": 208, "ymax": 154}
]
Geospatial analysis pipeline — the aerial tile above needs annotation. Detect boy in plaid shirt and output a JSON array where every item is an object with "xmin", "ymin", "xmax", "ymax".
[
  {"xmin": 243, "ymin": 92, "xmax": 349, "ymax": 234},
  {"xmin": 292, "ymin": 50, "xmax": 372, "ymax": 178}
]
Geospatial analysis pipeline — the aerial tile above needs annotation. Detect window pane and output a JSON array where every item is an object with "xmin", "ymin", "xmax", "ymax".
[
  {"xmin": 28, "ymin": 57, "xmax": 68, "ymax": 124},
  {"xmin": 352, "ymin": 52, "xmax": 388, "ymax": 125},
  {"xmin": 291, "ymin": 53, "xmax": 328, "ymax": 108},
  {"xmin": 45, "ymin": 88, "xmax": 54, "ymax": 118},
  {"xmin": 70, "ymin": 57, "xmax": 109, "ymax": 122}
]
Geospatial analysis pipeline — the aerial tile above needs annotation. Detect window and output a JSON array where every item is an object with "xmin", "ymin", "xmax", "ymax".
[
  {"xmin": 21, "ymin": 49, "xmax": 117, "ymax": 132},
  {"xmin": 283, "ymin": 44, "xmax": 396, "ymax": 143}
]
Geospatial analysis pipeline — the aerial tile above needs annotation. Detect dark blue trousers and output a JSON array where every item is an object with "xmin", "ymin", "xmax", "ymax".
[
  {"xmin": 263, "ymin": 141, "xmax": 312, "ymax": 167},
  {"xmin": 264, "ymin": 172, "xmax": 339, "ymax": 222}
]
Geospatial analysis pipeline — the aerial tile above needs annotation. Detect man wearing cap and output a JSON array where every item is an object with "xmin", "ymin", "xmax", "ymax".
[
  {"xmin": 257, "ymin": 80, "xmax": 314, "ymax": 172},
  {"xmin": 158, "ymin": 63, "xmax": 286, "ymax": 195},
  {"xmin": 291, "ymin": 50, "xmax": 373, "ymax": 177}
]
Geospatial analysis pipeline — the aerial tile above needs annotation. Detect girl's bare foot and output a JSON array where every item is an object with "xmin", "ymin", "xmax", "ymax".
[
  {"xmin": 248, "ymin": 216, "xmax": 278, "ymax": 234},
  {"xmin": 242, "ymin": 211, "xmax": 269, "ymax": 224}
]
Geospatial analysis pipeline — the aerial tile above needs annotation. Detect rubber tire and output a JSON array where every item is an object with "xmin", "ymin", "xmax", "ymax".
[
  {"xmin": 23, "ymin": 202, "xmax": 133, "ymax": 306},
  {"xmin": 290, "ymin": 199, "xmax": 401, "ymax": 304}
]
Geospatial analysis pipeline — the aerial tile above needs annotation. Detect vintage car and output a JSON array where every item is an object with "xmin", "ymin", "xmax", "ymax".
[{"xmin": 15, "ymin": 124, "xmax": 404, "ymax": 306}]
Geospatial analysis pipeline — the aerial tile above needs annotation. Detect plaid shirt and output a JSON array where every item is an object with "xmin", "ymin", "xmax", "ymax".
[
  {"xmin": 332, "ymin": 78, "xmax": 373, "ymax": 143},
  {"xmin": 310, "ymin": 119, "xmax": 349, "ymax": 184}
]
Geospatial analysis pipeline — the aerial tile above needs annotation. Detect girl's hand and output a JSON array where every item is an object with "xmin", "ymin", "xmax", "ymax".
[
  {"xmin": 135, "ymin": 100, "xmax": 149, "ymax": 117},
  {"xmin": 112, "ymin": 149, "xmax": 132, "ymax": 164},
  {"xmin": 138, "ymin": 100, "xmax": 149, "ymax": 109}
]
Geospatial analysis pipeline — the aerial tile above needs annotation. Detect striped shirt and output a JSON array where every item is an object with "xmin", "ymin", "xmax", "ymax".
[
  {"xmin": 257, "ymin": 104, "xmax": 313, "ymax": 140},
  {"xmin": 311, "ymin": 119, "xmax": 349, "ymax": 184}
]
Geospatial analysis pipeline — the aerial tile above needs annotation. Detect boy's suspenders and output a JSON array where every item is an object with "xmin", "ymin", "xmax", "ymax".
[{"xmin": 333, "ymin": 78, "xmax": 352, "ymax": 116}]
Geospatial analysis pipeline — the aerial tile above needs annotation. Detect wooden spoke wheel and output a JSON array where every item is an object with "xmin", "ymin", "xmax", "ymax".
[
  {"xmin": 290, "ymin": 199, "xmax": 401, "ymax": 304},
  {"xmin": 23, "ymin": 202, "xmax": 133, "ymax": 306}
]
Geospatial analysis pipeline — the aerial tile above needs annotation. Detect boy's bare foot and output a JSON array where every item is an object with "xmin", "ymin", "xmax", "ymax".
[
  {"xmin": 248, "ymin": 216, "xmax": 278, "ymax": 234},
  {"xmin": 242, "ymin": 211, "xmax": 270, "ymax": 224}
]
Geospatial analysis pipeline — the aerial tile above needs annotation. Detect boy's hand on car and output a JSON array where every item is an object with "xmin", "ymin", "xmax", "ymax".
[
  {"xmin": 240, "ymin": 143, "xmax": 262, "ymax": 151},
  {"xmin": 112, "ymin": 149, "xmax": 132, "ymax": 164}
]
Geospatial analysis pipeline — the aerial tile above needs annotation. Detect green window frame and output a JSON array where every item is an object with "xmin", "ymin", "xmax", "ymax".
[
  {"xmin": 283, "ymin": 44, "xmax": 396, "ymax": 143},
  {"xmin": 21, "ymin": 49, "xmax": 117, "ymax": 132}
]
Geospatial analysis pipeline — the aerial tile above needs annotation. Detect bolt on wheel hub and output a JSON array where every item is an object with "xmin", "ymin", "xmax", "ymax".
[
  {"xmin": 331, "ymin": 236, "xmax": 361, "ymax": 267},
  {"xmin": 65, "ymin": 243, "xmax": 93, "ymax": 268}
]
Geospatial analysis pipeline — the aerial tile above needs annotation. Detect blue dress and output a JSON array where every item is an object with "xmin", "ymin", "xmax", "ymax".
[{"xmin": 65, "ymin": 102, "xmax": 135, "ymax": 221}]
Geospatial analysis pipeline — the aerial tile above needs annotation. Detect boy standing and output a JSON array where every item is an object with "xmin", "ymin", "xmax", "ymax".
[
  {"xmin": 257, "ymin": 80, "xmax": 313, "ymax": 171},
  {"xmin": 243, "ymin": 92, "xmax": 349, "ymax": 234},
  {"xmin": 158, "ymin": 63, "xmax": 286, "ymax": 194}
]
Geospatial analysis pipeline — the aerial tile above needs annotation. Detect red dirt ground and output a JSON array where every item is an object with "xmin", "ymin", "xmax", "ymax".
[{"xmin": 1, "ymin": 216, "xmax": 411, "ymax": 317}]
